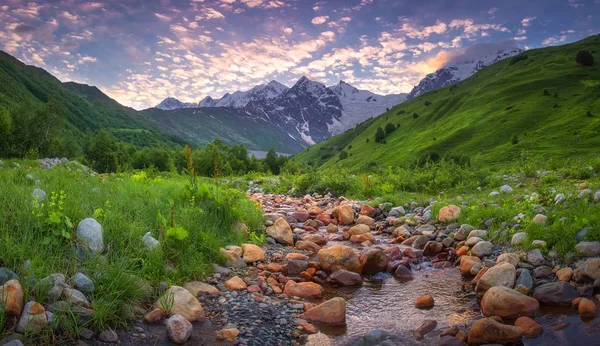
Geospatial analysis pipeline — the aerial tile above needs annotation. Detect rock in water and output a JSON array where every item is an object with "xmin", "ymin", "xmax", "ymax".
[
  {"xmin": 153, "ymin": 286, "xmax": 205, "ymax": 321},
  {"xmin": 317, "ymin": 245, "xmax": 362, "ymax": 274},
  {"xmin": 300, "ymin": 297, "xmax": 346, "ymax": 325},
  {"xmin": 77, "ymin": 218, "xmax": 104, "ymax": 253},
  {"xmin": 166, "ymin": 314, "xmax": 192, "ymax": 344},
  {"xmin": 413, "ymin": 320, "xmax": 437, "ymax": 340},
  {"xmin": 284, "ymin": 280, "xmax": 323, "ymax": 299},
  {"xmin": 332, "ymin": 205, "xmax": 354, "ymax": 225},
  {"xmin": 266, "ymin": 217, "xmax": 294, "ymax": 245},
  {"xmin": 415, "ymin": 295, "xmax": 435, "ymax": 309},
  {"xmin": 533, "ymin": 281, "xmax": 578, "ymax": 306},
  {"xmin": 514, "ymin": 316, "xmax": 542, "ymax": 339},
  {"xmin": 16, "ymin": 301, "xmax": 47, "ymax": 333},
  {"xmin": 360, "ymin": 249, "xmax": 389, "ymax": 275},
  {"xmin": 481, "ymin": 286, "xmax": 539, "ymax": 319},
  {"xmin": 475, "ymin": 262, "xmax": 516, "ymax": 296},
  {"xmin": 468, "ymin": 317, "xmax": 522, "ymax": 344},
  {"xmin": 328, "ymin": 270, "xmax": 363, "ymax": 286}
]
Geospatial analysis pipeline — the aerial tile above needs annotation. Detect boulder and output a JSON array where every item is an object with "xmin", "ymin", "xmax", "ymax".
[
  {"xmin": 481, "ymin": 286, "xmax": 539, "ymax": 318},
  {"xmin": 438, "ymin": 335, "xmax": 467, "ymax": 346},
  {"xmin": 317, "ymin": 246, "xmax": 362, "ymax": 274},
  {"xmin": 348, "ymin": 224, "xmax": 370, "ymax": 236},
  {"xmin": 475, "ymin": 263, "xmax": 516, "ymax": 296},
  {"xmin": 413, "ymin": 320, "xmax": 437, "ymax": 340},
  {"xmin": 526, "ymin": 249, "xmax": 545, "ymax": 266},
  {"xmin": 556, "ymin": 267, "xmax": 573, "ymax": 281},
  {"xmin": 412, "ymin": 235, "xmax": 430, "ymax": 250},
  {"xmin": 295, "ymin": 240, "xmax": 321, "ymax": 251},
  {"xmin": 286, "ymin": 260, "xmax": 309, "ymax": 276},
  {"xmin": 393, "ymin": 265, "xmax": 413, "ymax": 280},
  {"xmin": 360, "ymin": 204, "xmax": 376, "ymax": 217},
  {"xmin": 219, "ymin": 248, "xmax": 246, "ymax": 268},
  {"xmin": 154, "ymin": 286, "xmax": 205, "ymax": 321},
  {"xmin": 224, "ymin": 276, "xmax": 248, "ymax": 291},
  {"xmin": 578, "ymin": 297, "xmax": 597, "ymax": 318},
  {"xmin": 300, "ymin": 297, "xmax": 346, "ymax": 325},
  {"xmin": 166, "ymin": 314, "xmax": 193, "ymax": 344},
  {"xmin": 511, "ymin": 232, "xmax": 528, "ymax": 246},
  {"xmin": 302, "ymin": 234, "xmax": 327, "ymax": 245},
  {"xmin": 183, "ymin": 282, "xmax": 220, "ymax": 295},
  {"xmin": 356, "ymin": 215, "xmax": 375, "ymax": 226},
  {"xmin": 438, "ymin": 205, "xmax": 461, "ymax": 222},
  {"xmin": 350, "ymin": 233, "xmax": 374, "ymax": 243},
  {"xmin": 496, "ymin": 253, "xmax": 520, "ymax": 267},
  {"xmin": 471, "ymin": 241, "xmax": 493, "ymax": 258},
  {"xmin": 575, "ymin": 258, "xmax": 600, "ymax": 280},
  {"xmin": 266, "ymin": 217, "xmax": 294, "ymax": 245},
  {"xmin": 16, "ymin": 301, "xmax": 47, "ymax": 333},
  {"xmin": 359, "ymin": 249, "xmax": 389, "ymax": 275},
  {"xmin": 241, "ymin": 243, "xmax": 265, "ymax": 263},
  {"xmin": 0, "ymin": 279, "xmax": 24, "ymax": 317},
  {"xmin": 467, "ymin": 230, "xmax": 487, "ymax": 239},
  {"xmin": 514, "ymin": 316, "xmax": 542, "ymax": 339},
  {"xmin": 332, "ymin": 205, "xmax": 354, "ymax": 225},
  {"xmin": 77, "ymin": 218, "xmax": 104, "ymax": 253},
  {"xmin": 0, "ymin": 268, "xmax": 18, "ymax": 285},
  {"xmin": 284, "ymin": 280, "xmax": 323, "ymax": 299},
  {"xmin": 328, "ymin": 270, "xmax": 362, "ymax": 286},
  {"xmin": 423, "ymin": 241, "xmax": 443, "ymax": 256},
  {"xmin": 459, "ymin": 256, "xmax": 481, "ymax": 276},
  {"xmin": 533, "ymin": 281, "xmax": 578, "ymax": 306},
  {"xmin": 467, "ymin": 317, "xmax": 522, "ymax": 345},
  {"xmin": 576, "ymin": 242, "xmax": 600, "ymax": 257}
]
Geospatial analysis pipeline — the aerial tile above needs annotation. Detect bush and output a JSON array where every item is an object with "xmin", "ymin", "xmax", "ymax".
[
  {"xmin": 424, "ymin": 101, "xmax": 431, "ymax": 106},
  {"xmin": 509, "ymin": 55, "xmax": 528, "ymax": 65},
  {"xmin": 396, "ymin": 110, "xmax": 405, "ymax": 115},
  {"xmin": 338, "ymin": 150, "xmax": 348, "ymax": 160},
  {"xmin": 543, "ymin": 89, "xmax": 550, "ymax": 96},
  {"xmin": 587, "ymin": 111, "xmax": 593, "ymax": 117},
  {"xmin": 384, "ymin": 123, "xmax": 396, "ymax": 135},
  {"xmin": 576, "ymin": 50, "xmax": 594, "ymax": 66},
  {"xmin": 413, "ymin": 113, "xmax": 419, "ymax": 119},
  {"xmin": 375, "ymin": 127, "xmax": 385, "ymax": 143}
]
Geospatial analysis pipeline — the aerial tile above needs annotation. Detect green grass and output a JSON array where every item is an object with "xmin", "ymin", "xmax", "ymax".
[
  {"xmin": 0, "ymin": 161, "xmax": 264, "ymax": 343},
  {"xmin": 293, "ymin": 35, "xmax": 600, "ymax": 170}
]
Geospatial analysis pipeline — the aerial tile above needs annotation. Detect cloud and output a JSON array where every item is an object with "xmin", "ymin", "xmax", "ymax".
[
  {"xmin": 444, "ymin": 40, "xmax": 519, "ymax": 66},
  {"xmin": 283, "ymin": 27, "xmax": 293, "ymax": 34},
  {"xmin": 196, "ymin": 8, "xmax": 225, "ymax": 20},
  {"xmin": 542, "ymin": 35, "xmax": 567, "ymax": 45},
  {"xmin": 521, "ymin": 16, "xmax": 536, "ymax": 27},
  {"xmin": 487, "ymin": 7, "xmax": 499, "ymax": 18},
  {"xmin": 568, "ymin": 0, "xmax": 583, "ymax": 8},
  {"xmin": 240, "ymin": 0, "xmax": 285, "ymax": 8},
  {"xmin": 401, "ymin": 20, "xmax": 447, "ymax": 39},
  {"xmin": 78, "ymin": 56, "xmax": 97, "ymax": 64},
  {"xmin": 311, "ymin": 16, "xmax": 329, "ymax": 25},
  {"xmin": 155, "ymin": 13, "xmax": 171, "ymax": 21},
  {"xmin": 514, "ymin": 35, "xmax": 527, "ymax": 41},
  {"xmin": 14, "ymin": 24, "xmax": 39, "ymax": 34}
]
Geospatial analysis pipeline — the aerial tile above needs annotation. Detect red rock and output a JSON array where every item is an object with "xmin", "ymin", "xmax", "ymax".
[
  {"xmin": 360, "ymin": 204, "xmax": 376, "ymax": 217},
  {"xmin": 360, "ymin": 249, "xmax": 389, "ymax": 275},
  {"xmin": 456, "ymin": 246, "xmax": 470, "ymax": 257},
  {"xmin": 350, "ymin": 233, "xmax": 374, "ymax": 243},
  {"xmin": 299, "ymin": 322, "xmax": 319, "ymax": 334},
  {"xmin": 293, "ymin": 212, "xmax": 310, "ymax": 222},
  {"xmin": 283, "ymin": 280, "xmax": 323, "ymax": 299},
  {"xmin": 316, "ymin": 214, "xmax": 333, "ymax": 226},
  {"xmin": 481, "ymin": 286, "xmax": 539, "ymax": 319},
  {"xmin": 328, "ymin": 270, "xmax": 363, "ymax": 286},
  {"xmin": 286, "ymin": 253, "xmax": 309, "ymax": 261},
  {"xmin": 459, "ymin": 256, "xmax": 481, "ymax": 276},
  {"xmin": 300, "ymin": 297, "xmax": 346, "ymax": 325},
  {"xmin": 514, "ymin": 316, "xmax": 543, "ymax": 339},
  {"xmin": 467, "ymin": 318, "xmax": 522, "ymax": 345},
  {"xmin": 0, "ymin": 279, "xmax": 24, "ymax": 317},
  {"xmin": 438, "ymin": 205, "xmax": 461, "ymax": 223},
  {"xmin": 332, "ymin": 205, "xmax": 354, "ymax": 225},
  {"xmin": 266, "ymin": 263, "xmax": 284, "ymax": 273},
  {"xmin": 578, "ymin": 297, "xmax": 597, "ymax": 318},
  {"xmin": 415, "ymin": 295, "xmax": 434, "ymax": 309},
  {"xmin": 302, "ymin": 234, "xmax": 327, "ymax": 245},
  {"xmin": 317, "ymin": 245, "xmax": 362, "ymax": 274}
]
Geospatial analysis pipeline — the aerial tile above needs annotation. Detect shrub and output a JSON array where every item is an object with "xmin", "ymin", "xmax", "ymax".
[
  {"xmin": 543, "ymin": 89, "xmax": 550, "ymax": 96},
  {"xmin": 576, "ymin": 50, "xmax": 594, "ymax": 66},
  {"xmin": 396, "ymin": 110, "xmax": 405, "ymax": 115},
  {"xmin": 587, "ymin": 111, "xmax": 593, "ymax": 117},
  {"xmin": 384, "ymin": 123, "xmax": 396, "ymax": 135},
  {"xmin": 338, "ymin": 150, "xmax": 348, "ymax": 160},
  {"xmin": 424, "ymin": 101, "xmax": 431, "ymax": 106},
  {"xmin": 366, "ymin": 138, "xmax": 369, "ymax": 143},
  {"xmin": 509, "ymin": 55, "xmax": 528, "ymax": 65},
  {"xmin": 375, "ymin": 127, "xmax": 385, "ymax": 143},
  {"xmin": 413, "ymin": 113, "xmax": 419, "ymax": 119},
  {"xmin": 511, "ymin": 134, "xmax": 519, "ymax": 145}
]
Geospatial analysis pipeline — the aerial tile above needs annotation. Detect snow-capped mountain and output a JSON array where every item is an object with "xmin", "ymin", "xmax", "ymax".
[
  {"xmin": 154, "ymin": 77, "xmax": 406, "ymax": 148},
  {"xmin": 155, "ymin": 97, "xmax": 197, "ymax": 111},
  {"xmin": 407, "ymin": 47, "xmax": 523, "ymax": 100}
]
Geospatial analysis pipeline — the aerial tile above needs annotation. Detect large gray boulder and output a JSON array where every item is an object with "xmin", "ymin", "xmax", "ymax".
[{"xmin": 77, "ymin": 218, "xmax": 104, "ymax": 253}]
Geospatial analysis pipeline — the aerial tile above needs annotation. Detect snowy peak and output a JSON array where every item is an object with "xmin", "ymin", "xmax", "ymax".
[
  {"xmin": 155, "ymin": 97, "xmax": 196, "ymax": 110},
  {"xmin": 407, "ymin": 47, "xmax": 524, "ymax": 100},
  {"xmin": 198, "ymin": 96, "xmax": 216, "ymax": 107}
]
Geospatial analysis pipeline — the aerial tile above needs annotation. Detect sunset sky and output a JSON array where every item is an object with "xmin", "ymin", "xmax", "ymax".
[{"xmin": 1, "ymin": 0, "xmax": 598, "ymax": 109}]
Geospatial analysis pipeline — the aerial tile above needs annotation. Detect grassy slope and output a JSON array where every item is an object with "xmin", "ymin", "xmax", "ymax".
[
  {"xmin": 0, "ymin": 51, "xmax": 184, "ymax": 149},
  {"xmin": 293, "ymin": 35, "xmax": 600, "ymax": 169},
  {"xmin": 140, "ymin": 107, "xmax": 303, "ymax": 153}
]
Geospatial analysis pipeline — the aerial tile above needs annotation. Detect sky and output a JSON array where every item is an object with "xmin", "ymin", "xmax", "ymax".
[{"xmin": 0, "ymin": 0, "xmax": 598, "ymax": 110}]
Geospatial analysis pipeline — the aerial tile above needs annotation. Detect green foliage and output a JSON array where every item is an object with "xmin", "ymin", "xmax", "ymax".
[
  {"xmin": 412, "ymin": 112, "xmax": 419, "ymax": 119},
  {"xmin": 338, "ymin": 150, "xmax": 348, "ymax": 160},
  {"xmin": 384, "ymin": 123, "xmax": 396, "ymax": 135},
  {"xmin": 509, "ymin": 54, "xmax": 528, "ymax": 65},
  {"xmin": 576, "ymin": 50, "xmax": 594, "ymax": 66},
  {"xmin": 375, "ymin": 127, "xmax": 385, "ymax": 143},
  {"xmin": 543, "ymin": 88, "xmax": 550, "ymax": 96},
  {"xmin": 32, "ymin": 190, "xmax": 73, "ymax": 245},
  {"xmin": 511, "ymin": 134, "xmax": 519, "ymax": 145}
]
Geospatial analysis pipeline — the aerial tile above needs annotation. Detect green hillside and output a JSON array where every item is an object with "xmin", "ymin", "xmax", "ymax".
[
  {"xmin": 140, "ymin": 107, "xmax": 302, "ymax": 153},
  {"xmin": 0, "ymin": 51, "xmax": 185, "ymax": 153},
  {"xmin": 292, "ymin": 35, "xmax": 600, "ymax": 169}
]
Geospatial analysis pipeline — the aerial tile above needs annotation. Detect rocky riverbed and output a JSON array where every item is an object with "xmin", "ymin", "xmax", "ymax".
[{"xmin": 3, "ymin": 188, "xmax": 600, "ymax": 345}]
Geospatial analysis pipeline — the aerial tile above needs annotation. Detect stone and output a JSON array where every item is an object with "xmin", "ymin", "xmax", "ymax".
[
  {"xmin": 286, "ymin": 260, "xmax": 309, "ymax": 276},
  {"xmin": 225, "ymin": 245, "xmax": 243, "ymax": 257},
  {"xmin": 416, "ymin": 224, "xmax": 436, "ymax": 235},
  {"xmin": 533, "ymin": 266, "xmax": 553, "ymax": 279},
  {"xmin": 532, "ymin": 240, "xmax": 547, "ymax": 248},
  {"xmin": 438, "ymin": 335, "xmax": 467, "ymax": 346},
  {"xmin": 389, "ymin": 206, "xmax": 405, "ymax": 217},
  {"xmin": 526, "ymin": 249, "xmax": 545, "ymax": 266},
  {"xmin": 459, "ymin": 256, "xmax": 481, "ymax": 276},
  {"xmin": 71, "ymin": 273, "xmax": 94, "ymax": 293},
  {"xmin": 514, "ymin": 316, "xmax": 542, "ymax": 339},
  {"xmin": 266, "ymin": 217, "xmax": 294, "ymax": 245},
  {"xmin": 317, "ymin": 245, "xmax": 362, "ymax": 274},
  {"xmin": 533, "ymin": 281, "xmax": 579, "ymax": 306},
  {"xmin": 360, "ymin": 204, "xmax": 376, "ymax": 217},
  {"xmin": 77, "ymin": 218, "xmax": 104, "ymax": 254},
  {"xmin": 481, "ymin": 286, "xmax": 539, "ymax": 318},
  {"xmin": 500, "ymin": 185, "xmax": 513, "ymax": 193},
  {"xmin": 284, "ymin": 280, "xmax": 323, "ymax": 299},
  {"xmin": 475, "ymin": 262, "xmax": 516, "ymax": 296},
  {"xmin": 241, "ymin": 243, "xmax": 265, "ymax": 263},
  {"xmin": 0, "ymin": 268, "xmax": 18, "ymax": 285},
  {"xmin": 438, "ymin": 205, "xmax": 461, "ymax": 222},
  {"xmin": 356, "ymin": 215, "xmax": 375, "ymax": 226},
  {"xmin": 166, "ymin": 314, "xmax": 193, "ymax": 344},
  {"xmin": 556, "ymin": 267, "xmax": 573, "ymax": 281},
  {"xmin": 216, "ymin": 328, "xmax": 240, "ymax": 341},
  {"xmin": 393, "ymin": 265, "xmax": 413, "ymax": 280},
  {"xmin": 296, "ymin": 240, "xmax": 321, "ymax": 251},
  {"xmin": 415, "ymin": 295, "xmax": 434, "ymax": 309},
  {"xmin": 326, "ymin": 224, "xmax": 338, "ymax": 233},
  {"xmin": 471, "ymin": 241, "xmax": 493, "ymax": 258},
  {"xmin": 423, "ymin": 241, "xmax": 443, "ymax": 256},
  {"xmin": 219, "ymin": 248, "xmax": 246, "ymax": 268},
  {"xmin": 142, "ymin": 232, "xmax": 160, "ymax": 250},
  {"xmin": 578, "ymin": 297, "xmax": 597, "ymax": 318},
  {"xmin": 38, "ymin": 274, "xmax": 66, "ymax": 302},
  {"xmin": 153, "ymin": 286, "xmax": 205, "ymax": 321},
  {"xmin": 465, "ymin": 237, "xmax": 483, "ymax": 247},
  {"xmin": 350, "ymin": 232, "xmax": 374, "ymax": 243},
  {"xmin": 576, "ymin": 241, "xmax": 600, "ymax": 257},
  {"xmin": 16, "ymin": 301, "xmax": 47, "ymax": 333},
  {"xmin": 359, "ymin": 249, "xmax": 389, "ymax": 275},
  {"xmin": 328, "ymin": 270, "xmax": 362, "ymax": 286},
  {"xmin": 31, "ymin": 188, "xmax": 46, "ymax": 204},
  {"xmin": 301, "ymin": 297, "xmax": 346, "ymax": 325},
  {"xmin": 348, "ymin": 224, "xmax": 370, "ymax": 236},
  {"xmin": 532, "ymin": 214, "xmax": 548, "ymax": 225},
  {"xmin": 575, "ymin": 258, "xmax": 600, "ymax": 280},
  {"xmin": 467, "ymin": 317, "xmax": 522, "ymax": 345},
  {"xmin": 224, "ymin": 276, "xmax": 247, "ymax": 291},
  {"xmin": 63, "ymin": 287, "xmax": 90, "ymax": 307},
  {"xmin": 183, "ymin": 282, "xmax": 220, "ymax": 295},
  {"xmin": 99, "ymin": 328, "xmax": 119, "ymax": 343},
  {"xmin": 412, "ymin": 235, "xmax": 430, "ymax": 250},
  {"xmin": 496, "ymin": 253, "xmax": 520, "ymax": 267},
  {"xmin": 514, "ymin": 269, "xmax": 533, "ymax": 295},
  {"xmin": 467, "ymin": 230, "xmax": 487, "ymax": 239},
  {"xmin": 511, "ymin": 232, "xmax": 528, "ymax": 246},
  {"xmin": 332, "ymin": 205, "xmax": 354, "ymax": 225},
  {"xmin": 413, "ymin": 320, "xmax": 437, "ymax": 340}
]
